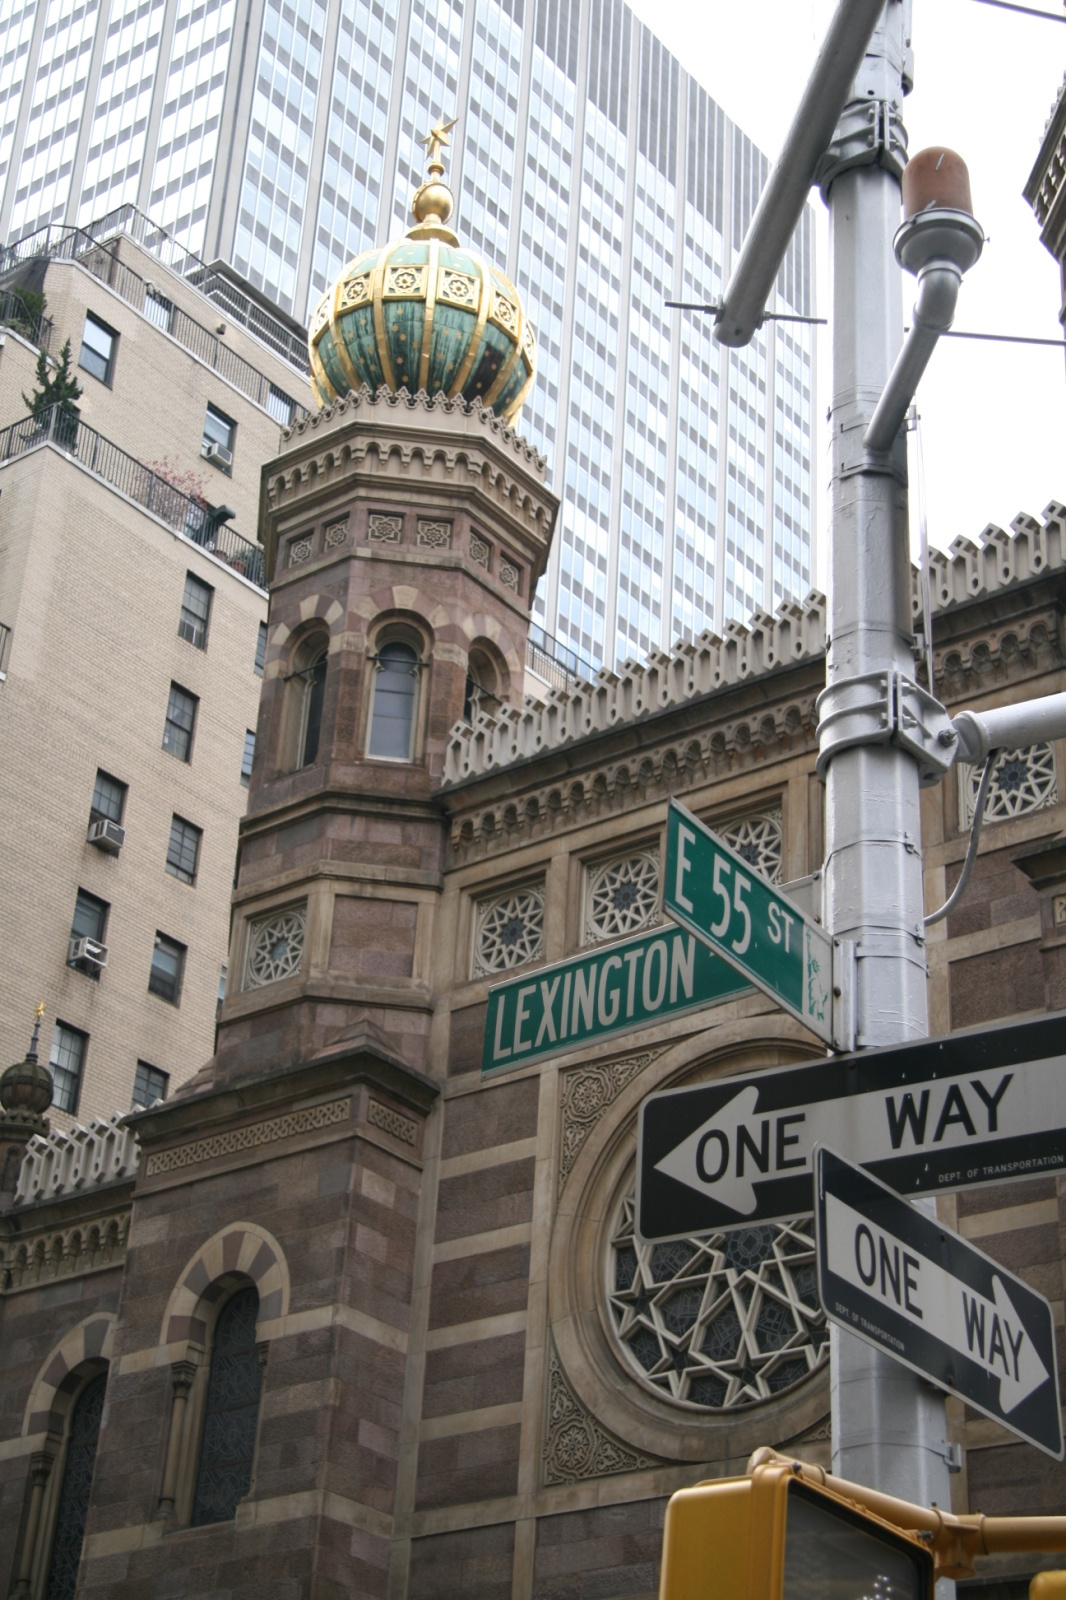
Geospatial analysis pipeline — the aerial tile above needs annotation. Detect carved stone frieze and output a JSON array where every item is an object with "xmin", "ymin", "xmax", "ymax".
[
  {"xmin": 368, "ymin": 513, "xmax": 402, "ymax": 543},
  {"xmin": 543, "ymin": 1339, "xmax": 662, "ymax": 1486},
  {"xmin": 934, "ymin": 608, "xmax": 1063, "ymax": 700},
  {"xmin": 1, "ymin": 1212, "xmax": 130, "ymax": 1291},
  {"xmin": 445, "ymin": 696, "xmax": 819, "ymax": 864},
  {"xmin": 780, "ymin": 1413, "xmax": 832, "ymax": 1450},
  {"xmin": 416, "ymin": 519, "xmax": 452, "ymax": 548},
  {"xmin": 266, "ymin": 387, "xmax": 555, "ymax": 555},
  {"xmin": 559, "ymin": 1052, "xmax": 661, "ymax": 1190},
  {"xmin": 145, "ymin": 1098, "xmax": 351, "ymax": 1176},
  {"xmin": 367, "ymin": 1100, "xmax": 418, "ymax": 1146}
]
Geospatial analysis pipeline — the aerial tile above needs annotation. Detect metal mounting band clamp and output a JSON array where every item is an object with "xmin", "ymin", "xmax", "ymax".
[{"xmin": 816, "ymin": 669, "xmax": 957, "ymax": 785}]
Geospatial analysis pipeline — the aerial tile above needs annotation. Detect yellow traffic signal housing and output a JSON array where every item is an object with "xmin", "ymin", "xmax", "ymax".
[
  {"xmin": 661, "ymin": 1449, "xmax": 1066, "ymax": 1600},
  {"xmin": 660, "ymin": 1457, "xmax": 935, "ymax": 1600}
]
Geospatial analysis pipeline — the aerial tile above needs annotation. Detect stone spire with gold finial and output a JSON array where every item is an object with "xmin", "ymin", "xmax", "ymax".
[
  {"xmin": 1, "ymin": 1003, "xmax": 54, "ymax": 1204},
  {"xmin": 307, "ymin": 114, "xmax": 536, "ymax": 420}
]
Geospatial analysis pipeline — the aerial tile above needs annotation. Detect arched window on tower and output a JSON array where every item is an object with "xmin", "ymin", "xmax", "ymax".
[
  {"xmin": 298, "ymin": 649, "xmax": 328, "ymax": 767},
  {"xmin": 368, "ymin": 634, "xmax": 423, "ymax": 760},
  {"xmin": 191, "ymin": 1286, "xmax": 264, "ymax": 1526},
  {"xmin": 463, "ymin": 645, "xmax": 503, "ymax": 722},
  {"xmin": 44, "ymin": 1373, "xmax": 107, "ymax": 1600}
]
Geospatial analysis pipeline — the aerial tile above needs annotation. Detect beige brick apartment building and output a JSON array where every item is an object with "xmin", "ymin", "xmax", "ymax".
[
  {"xmin": 3, "ymin": 150, "xmax": 1066, "ymax": 1600},
  {"xmin": 0, "ymin": 212, "xmax": 312, "ymax": 1123}
]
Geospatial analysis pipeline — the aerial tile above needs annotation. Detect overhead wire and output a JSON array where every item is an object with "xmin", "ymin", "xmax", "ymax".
[{"xmin": 966, "ymin": 0, "xmax": 1066, "ymax": 20}]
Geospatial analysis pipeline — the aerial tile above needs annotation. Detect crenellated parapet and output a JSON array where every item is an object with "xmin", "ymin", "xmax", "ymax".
[
  {"xmin": 12, "ymin": 1112, "xmax": 140, "ymax": 1207},
  {"xmin": 444, "ymin": 507, "xmax": 1066, "ymax": 791},
  {"xmin": 914, "ymin": 502, "xmax": 1066, "ymax": 622},
  {"xmin": 443, "ymin": 592, "xmax": 827, "ymax": 785}
]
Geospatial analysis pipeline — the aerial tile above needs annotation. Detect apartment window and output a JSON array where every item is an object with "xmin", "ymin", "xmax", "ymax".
[
  {"xmin": 50, "ymin": 1022, "xmax": 88, "ymax": 1114},
  {"xmin": 178, "ymin": 573, "xmax": 213, "ymax": 649},
  {"xmin": 149, "ymin": 933, "xmax": 186, "ymax": 1004},
  {"xmin": 79, "ymin": 313, "xmax": 117, "ymax": 384},
  {"xmin": 68, "ymin": 889, "xmax": 108, "ymax": 976},
  {"xmin": 241, "ymin": 729, "xmax": 256, "ymax": 785},
  {"xmin": 254, "ymin": 621, "xmax": 267, "ymax": 676},
  {"xmin": 143, "ymin": 285, "xmax": 173, "ymax": 331},
  {"xmin": 90, "ymin": 769, "xmax": 126, "ymax": 824},
  {"xmin": 202, "ymin": 404, "xmax": 235, "ymax": 470},
  {"xmin": 163, "ymin": 683, "xmax": 198, "ymax": 761},
  {"xmin": 217, "ymin": 964, "xmax": 227, "ymax": 1020},
  {"xmin": 267, "ymin": 385, "xmax": 295, "ymax": 426},
  {"xmin": 166, "ymin": 815, "xmax": 202, "ymax": 884},
  {"xmin": 131, "ymin": 1060, "xmax": 169, "ymax": 1110}
]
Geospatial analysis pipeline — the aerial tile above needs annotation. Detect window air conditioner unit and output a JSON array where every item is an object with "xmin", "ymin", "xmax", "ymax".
[
  {"xmin": 87, "ymin": 818, "xmax": 125, "ymax": 853},
  {"xmin": 201, "ymin": 440, "xmax": 233, "ymax": 467},
  {"xmin": 68, "ymin": 936, "xmax": 109, "ymax": 970}
]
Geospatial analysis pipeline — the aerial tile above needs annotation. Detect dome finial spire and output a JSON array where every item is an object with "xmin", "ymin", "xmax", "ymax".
[{"xmin": 409, "ymin": 114, "xmax": 459, "ymax": 242}]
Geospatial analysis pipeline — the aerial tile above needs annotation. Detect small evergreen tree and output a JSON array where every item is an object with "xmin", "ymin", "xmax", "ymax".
[{"xmin": 22, "ymin": 338, "xmax": 82, "ymax": 428}]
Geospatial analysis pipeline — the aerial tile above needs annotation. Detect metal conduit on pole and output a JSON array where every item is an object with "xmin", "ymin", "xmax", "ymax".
[{"xmin": 815, "ymin": 0, "xmax": 958, "ymax": 1540}]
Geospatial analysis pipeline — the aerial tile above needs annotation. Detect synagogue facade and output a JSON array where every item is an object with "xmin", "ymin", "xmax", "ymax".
[{"xmin": 3, "ymin": 151, "xmax": 1066, "ymax": 1600}]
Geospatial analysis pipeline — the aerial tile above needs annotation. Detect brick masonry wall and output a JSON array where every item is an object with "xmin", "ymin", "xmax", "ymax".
[
  {"xmin": 70, "ymin": 1085, "xmax": 426, "ymax": 1600},
  {"xmin": 0, "ymin": 450, "xmax": 265, "ymax": 1122},
  {"xmin": 0, "ymin": 1254, "xmax": 125, "ymax": 1598}
]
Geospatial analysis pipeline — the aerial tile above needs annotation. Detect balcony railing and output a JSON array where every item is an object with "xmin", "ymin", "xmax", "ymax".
[
  {"xmin": 0, "ymin": 223, "xmax": 307, "ymax": 424},
  {"xmin": 0, "ymin": 405, "xmax": 266, "ymax": 590},
  {"xmin": 527, "ymin": 622, "xmax": 593, "ymax": 691},
  {"xmin": 0, "ymin": 288, "xmax": 52, "ymax": 352},
  {"xmin": 1, "ymin": 205, "xmax": 310, "ymax": 378}
]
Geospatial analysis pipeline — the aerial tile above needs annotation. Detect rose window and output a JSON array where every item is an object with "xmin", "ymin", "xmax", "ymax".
[
  {"xmin": 584, "ymin": 850, "xmax": 660, "ymax": 943},
  {"xmin": 245, "ymin": 905, "xmax": 306, "ymax": 988},
  {"xmin": 473, "ymin": 886, "xmax": 545, "ymax": 976},
  {"xmin": 607, "ymin": 1188, "xmax": 827, "ymax": 1410},
  {"xmin": 960, "ymin": 743, "xmax": 1057, "ymax": 826},
  {"xmin": 720, "ymin": 810, "xmax": 783, "ymax": 884}
]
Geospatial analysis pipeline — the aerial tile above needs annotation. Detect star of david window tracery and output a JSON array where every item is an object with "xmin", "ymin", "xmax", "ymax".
[
  {"xmin": 583, "ymin": 849, "xmax": 661, "ymax": 944},
  {"xmin": 606, "ymin": 1189, "xmax": 827, "ymax": 1411},
  {"xmin": 719, "ymin": 810, "xmax": 783, "ymax": 885},
  {"xmin": 245, "ymin": 905, "xmax": 306, "ymax": 989},
  {"xmin": 960, "ymin": 743, "xmax": 1057, "ymax": 827},
  {"xmin": 473, "ymin": 885, "xmax": 545, "ymax": 977}
]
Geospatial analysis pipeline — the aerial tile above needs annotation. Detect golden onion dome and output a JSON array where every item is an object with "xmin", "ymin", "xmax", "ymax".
[{"xmin": 307, "ymin": 117, "xmax": 536, "ymax": 425}]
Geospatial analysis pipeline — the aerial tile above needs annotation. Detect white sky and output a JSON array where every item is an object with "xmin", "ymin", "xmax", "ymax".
[{"xmin": 626, "ymin": 0, "xmax": 1066, "ymax": 583}]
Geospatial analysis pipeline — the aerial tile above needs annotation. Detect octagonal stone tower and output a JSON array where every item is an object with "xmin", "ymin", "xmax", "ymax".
[{"xmin": 209, "ymin": 133, "xmax": 557, "ymax": 1087}]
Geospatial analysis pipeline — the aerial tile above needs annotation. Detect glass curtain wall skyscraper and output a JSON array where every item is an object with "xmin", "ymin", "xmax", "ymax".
[{"xmin": 0, "ymin": 0, "xmax": 814, "ymax": 671}]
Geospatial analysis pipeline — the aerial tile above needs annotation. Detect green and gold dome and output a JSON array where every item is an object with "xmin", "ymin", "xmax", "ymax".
[{"xmin": 308, "ymin": 118, "xmax": 536, "ymax": 425}]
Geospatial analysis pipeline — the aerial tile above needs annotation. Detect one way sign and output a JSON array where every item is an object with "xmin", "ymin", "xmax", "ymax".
[
  {"xmin": 815, "ymin": 1147, "xmax": 1063, "ymax": 1459},
  {"xmin": 637, "ymin": 1012, "xmax": 1066, "ymax": 1240}
]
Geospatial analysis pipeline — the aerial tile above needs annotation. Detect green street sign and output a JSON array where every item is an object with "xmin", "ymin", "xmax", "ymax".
[
  {"xmin": 664, "ymin": 798, "xmax": 842, "ymax": 1046},
  {"xmin": 482, "ymin": 924, "xmax": 752, "ymax": 1076}
]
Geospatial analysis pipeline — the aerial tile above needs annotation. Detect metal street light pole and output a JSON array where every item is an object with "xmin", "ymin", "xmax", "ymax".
[{"xmin": 814, "ymin": 0, "xmax": 955, "ymax": 1513}]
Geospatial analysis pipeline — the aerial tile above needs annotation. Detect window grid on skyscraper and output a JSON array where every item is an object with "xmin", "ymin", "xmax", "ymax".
[
  {"xmin": 77, "ymin": 0, "xmax": 167, "ymax": 224},
  {"xmin": 233, "ymin": 0, "xmax": 327, "ymax": 307},
  {"xmin": 147, "ymin": 0, "xmax": 237, "ymax": 254},
  {"xmin": 0, "ymin": 0, "xmax": 38, "ymax": 196},
  {"xmin": 310, "ymin": 0, "xmax": 396, "ymax": 295},
  {"xmin": 8, "ymin": 0, "xmax": 100, "ymax": 239},
  {"xmin": 390, "ymin": 0, "xmax": 464, "ymax": 234},
  {"xmin": 459, "ymin": 0, "xmax": 523, "ymax": 266}
]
